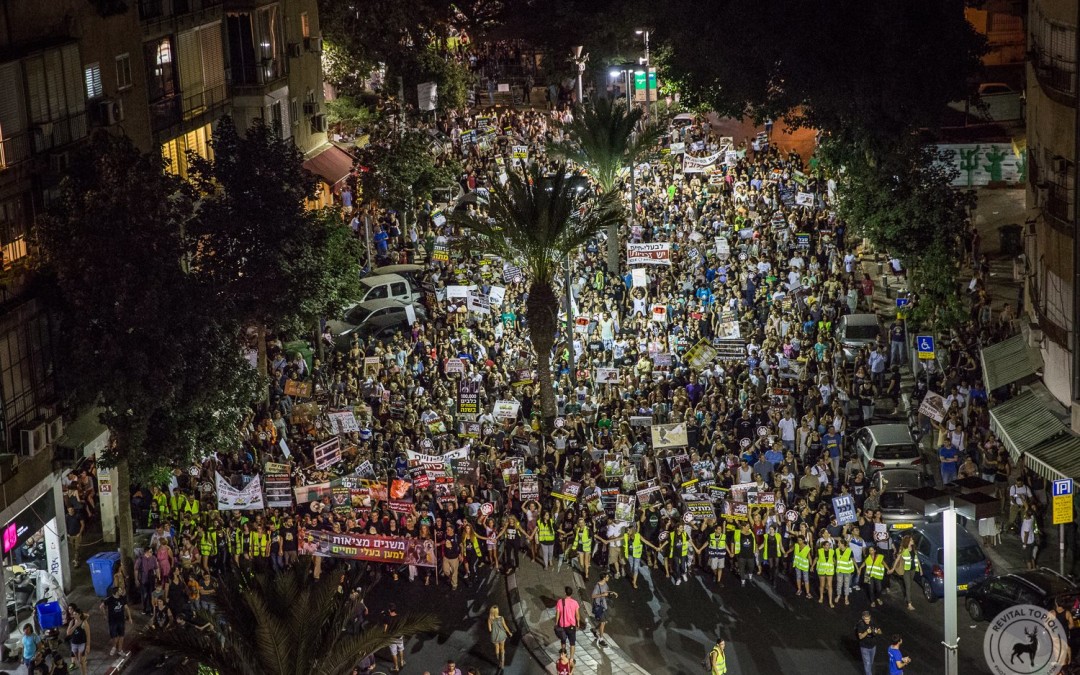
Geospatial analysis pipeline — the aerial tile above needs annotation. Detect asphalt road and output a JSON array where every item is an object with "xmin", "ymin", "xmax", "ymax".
[
  {"xmin": 598, "ymin": 563, "xmax": 994, "ymax": 675},
  {"xmin": 365, "ymin": 569, "xmax": 548, "ymax": 675}
]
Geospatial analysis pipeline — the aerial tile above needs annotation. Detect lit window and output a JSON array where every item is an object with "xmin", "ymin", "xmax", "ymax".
[{"xmin": 84, "ymin": 64, "xmax": 103, "ymax": 100}]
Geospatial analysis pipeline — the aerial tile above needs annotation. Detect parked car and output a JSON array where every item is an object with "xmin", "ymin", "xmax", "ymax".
[
  {"xmin": 965, "ymin": 569, "xmax": 1080, "ymax": 622},
  {"xmin": 834, "ymin": 313, "xmax": 881, "ymax": 363},
  {"xmin": 327, "ymin": 299, "xmax": 426, "ymax": 347},
  {"xmin": 870, "ymin": 467, "xmax": 934, "ymax": 532},
  {"xmin": 851, "ymin": 423, "xmax": 925, "ymax": 471},
  {"xmin": 358, "ymin": 273, "xmax": 419, "ymax": 305},
  {"xmin": 892, "ymin": 522, "xmax": 992, "ymax": 601}
]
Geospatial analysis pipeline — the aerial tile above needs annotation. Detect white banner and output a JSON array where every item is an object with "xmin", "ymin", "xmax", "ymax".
[
  {"xmin": 467, "ymin": 287, "xmax": 491, "ymax": 314},
  {"xmin": 595, "ymin": 368, "xmax": 620, "ymax": 384},
  {"xmin": 683, "ymin": 151, "xmax": 723, "ymax": 173},
  {"xmin": 651, "ymin": 423, "xmax": 689, "ymax": 449},
  {"xmin": 631, "ymin": 268, "xmax": 648, "ymax": 287},
  {"xmin": 492, "ymin": 400, "xmax": 521, "ymax": 420},
  {"xmin": 795, "ymin": 192, "xmax": 815, "ymax": 207},
  {"xmin": 216, "ymin": 473, "xmax": 266, "ymax": 511},
  {"xmin": 627, "ymin": 242, "xmax": 672, "ymax": 266},
  {"xmin": 489, "ymin": 286, "xmax": 506, "ymax": 307}
]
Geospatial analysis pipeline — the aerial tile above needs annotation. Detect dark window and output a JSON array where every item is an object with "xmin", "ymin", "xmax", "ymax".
[{"xmin": 226, "ymin": 14, "xmax": 257, "ymax": 85}]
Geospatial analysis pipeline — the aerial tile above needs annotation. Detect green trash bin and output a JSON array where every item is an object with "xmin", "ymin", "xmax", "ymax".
[
  {"xmin": 283, "ymin": 340, "xmax": 314, "ymax": 372},
  {"xmin": 998, "ymin": 224, "xmax": 1022, "ymax": 256}
]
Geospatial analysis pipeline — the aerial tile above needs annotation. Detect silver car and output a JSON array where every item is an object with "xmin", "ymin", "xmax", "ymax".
[
  {"xmin": 834, "ymin": 313, "xmax": 881, "ymax": 363},
  {"xmin": 872, "ymin": 467, "xmax": 933, "ymax": 532},
  {"xmin": 852, "ymin": 423, "xmax": 925, "ymax": 471}
]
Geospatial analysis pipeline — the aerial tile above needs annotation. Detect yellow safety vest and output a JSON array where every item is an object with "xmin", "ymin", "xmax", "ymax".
[
  {"xmin": 835, "ymin": 547, "xmax": 855, "ymax": 574},
  {"xmin": 199, "ymin": 530, "xmax": 218, "ymax": 556},
  {"xmin": 668, "ymin": 530, "xmax": 691, "ymax": 558},
  {"xmin": 902, "ymin": 550, "xmax": 921, "ymax": 573},
  {"xmin": 623, "ymin": 533, "xmax": 643, "ymax": 559},
  {"xmin": 817, "ymin": 548, "xmax": 835, "ymax": 575},
  {"xmin": 761, "ymin": 533, "xmax": 783, "ymax": 560},
  {"xmin": 710, "ymin": 646, "xmax": 727, "ymax": 675},
  {"xmin": 709, "ymin": 532, "xmax": 727, "ymax": 552},
  {"xmin": 867, "ymin": 554, "xmax": 885, "ymax": 580},
  {"xmin": 793, "ymin": 544, "xmax": 811, "ymax": 571},
  {"xmin": 733, "ymin": 530, "xmax": 756, "ymax": 555},
  {"xmin": 575, "ymin": 526, "xmax": 592, "ymax": 553},
  {"xmin": 251, "ymin": 532, "xmax": 269, "ymax": 557},
  {"xmin": 537, "ymin": 522, "xmax": 555, "ymax": 543}
]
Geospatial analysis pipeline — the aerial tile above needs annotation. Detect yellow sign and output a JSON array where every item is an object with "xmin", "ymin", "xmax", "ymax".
[{"xmin": 1053, "ymin": 495, "xmax": 1073, "ymax": 525}]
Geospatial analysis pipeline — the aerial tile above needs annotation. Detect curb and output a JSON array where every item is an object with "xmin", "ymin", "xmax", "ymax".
[
  {"xmin": 505, "ymin": 571, "xmax": 555, "ymax": 671},
  {"xmin": 103, "ymin": 653, "xmax": 129, "ymax": 675}
]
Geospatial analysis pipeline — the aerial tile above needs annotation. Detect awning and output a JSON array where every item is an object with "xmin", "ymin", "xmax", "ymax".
[
  {"xmin": 302, "ymin": 144, "xmax": 354, "ymax": 186},
  {"xmin": 980, "ymin": 333, "xmax": 1041, "ymax": 391},
  {"xmin": 1022, "ymin": 435, "xmax": 1080, "ymax": 482},
  {"xmin": 989, "ymin": 390, "xmax": 1068, "ymax": 460}
]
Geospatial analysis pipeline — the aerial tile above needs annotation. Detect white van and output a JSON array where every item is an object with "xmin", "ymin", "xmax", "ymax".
[{"xmin": 359, "ymin": 273, "xmax": 419, "ymax": 305}]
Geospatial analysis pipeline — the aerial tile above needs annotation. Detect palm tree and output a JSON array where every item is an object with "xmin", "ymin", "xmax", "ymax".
[
  {"xmin": 548, "ymin": 97, "xmax": 665, "ymax": 273},
  {"xmin": 453, "ymin": 163, "xmax": 623, "ymax": 427},
  {"xmin": 138, "ymin": 564, "xmax": 437, "ymax": 675}
]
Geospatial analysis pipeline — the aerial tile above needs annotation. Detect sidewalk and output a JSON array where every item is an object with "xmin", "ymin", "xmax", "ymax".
[
  {"xmin": 507, "ymin": 559, "xmax": 648, "ymax": 675},
  {"xmin": 65, "ymin": 546, "xmax": 148, "ymax": 675}
]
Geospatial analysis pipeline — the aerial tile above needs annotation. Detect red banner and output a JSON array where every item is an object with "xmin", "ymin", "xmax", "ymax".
[{"xmin": 298, "ymin": 529, "xmax": 436, "ymax": 567}]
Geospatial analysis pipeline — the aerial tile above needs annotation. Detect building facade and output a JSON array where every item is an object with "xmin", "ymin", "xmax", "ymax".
[{"xmin": 1025, "ymin": 0, "xmax": 1078, "ymax": 425}]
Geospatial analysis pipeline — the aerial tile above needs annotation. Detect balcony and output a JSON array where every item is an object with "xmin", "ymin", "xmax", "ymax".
[
  {"xmin": 229, "ymin": 59, "xmax": 287, "ymax": 97},
  {"xmin": 30, "ymin": 112, "xmax": 89, "ymax": 154},
  {"xmin": 150, "ymin": 82, "xmax": 229, "ymax": 138},
  {"xmin": 139, "ymin": 0, "xmax": 223, "ymax": 20},
  {"xmin": 0, "ymin": 133, "xmax": 33, "ymax": 171},
  {"xmin": 1045, "ymin": 186, "xmax": 1073, "ymax": 233},
  {"xmin": 1031, "ymin": 42, "xmax": 1077, "ymax": 107}
]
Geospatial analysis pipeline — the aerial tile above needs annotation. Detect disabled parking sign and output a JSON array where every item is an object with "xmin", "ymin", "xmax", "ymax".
[{"xmin": 916, "ymin": 335, "xmax": 935, "ymax": 361}]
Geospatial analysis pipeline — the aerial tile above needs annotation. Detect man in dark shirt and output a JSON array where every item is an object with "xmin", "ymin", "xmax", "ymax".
[
  {"xmin": 65, "ymin": 506, "xmax": 85, "ymax": 567},
  {"xmin": 441, "ymin": 525, "xmax": 462, "ymax": 589},
  {"xmin": 99, "ymin": 585, "xmax": 131, "ymax": 657},
  {"xmin": 855, "ymin": 610, "xmax": 883, "ymax": 675}
]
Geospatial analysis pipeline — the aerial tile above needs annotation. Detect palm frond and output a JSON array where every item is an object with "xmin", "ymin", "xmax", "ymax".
[{"xmin": 313, "ymin": 614, "xmax": 441, "ymax": 675}]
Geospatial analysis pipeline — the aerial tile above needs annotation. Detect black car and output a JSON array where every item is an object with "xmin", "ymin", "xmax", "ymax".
[{"xmin": 965, "ymin": 568, "xmax": 1079, "ymax": 621}]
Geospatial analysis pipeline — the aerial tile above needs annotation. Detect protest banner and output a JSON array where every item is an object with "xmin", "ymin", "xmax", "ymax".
[
  {"xmin": 457, "ymin": 378, "xmax": 480, "ymax": 415},
  {"xmin": 595, "ymin": 368, "xmax": 620, "ymax": 385},
  {"xmin": 327, "ymin": 411, "xmax": 360, "ymax": 434},
  {"xmin": 682, "ymin": 151, "xmax": 723, "ymax": 173},
  {"xmin": 263, "ymin": 463, "xmax": 293, "ymax": 508},
  {"xmin": 299, "ymin": 530, "xmax": 436, "ymax": 567},
  {"xmin": 312, "ymin": 438, "xmax": 342, "ymax": 470},
  {"xmin": 651, "ymin": 422, "xmax": 689, "ymax": 449},
  {"xmin": 615, "ymin": 494, "xmax": 636, "ymax": 523},
  {"xmin": 684, "ymin": 338, "xmax": 718, "ymax": 370},
  {"xmin": 216, "ymin": 473, "xmax": 265, "ymax": 510},
  {"xmin": 627, "ymin": 242, "xmax": 672, "ymax": 266},
  {"xmin": 492, "ymin": 400, "xmax": 520, "ymax": 420},
  {"xmin": 685, "ymin": 500, "xmax": 715, "ymax": 522},
  {"xmin": 918, "ymin": 391, "xmax": 948, "ymax": 423}
]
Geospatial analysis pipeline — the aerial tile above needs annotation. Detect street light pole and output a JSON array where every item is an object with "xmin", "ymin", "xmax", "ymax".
[
  {"xmin": 943, "ymin": 505, "xmax": 959, "ymax": 675},
  {"xmin": 571, "ymin": 46, "xmax": 587, "ymax": 106},
  {"xmin": 637, "ymin": 29, "xmax": 652, "ymax": 118},
  {"xmin": 625, "ymin": 68, "xmax": 637, "ymax": 232}
]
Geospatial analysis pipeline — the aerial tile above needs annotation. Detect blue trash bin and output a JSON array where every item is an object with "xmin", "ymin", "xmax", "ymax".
[{"xmin": 87, "ymin": 551, "xmax": 121, "ymax": 597}]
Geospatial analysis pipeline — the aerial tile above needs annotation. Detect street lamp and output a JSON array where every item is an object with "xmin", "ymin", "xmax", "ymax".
[
  {"xmin": 635, "ymin": 29, "xmax": 652, "ymax": 117},
  {"xmin": 570, "ymin": 46, "xmax": 588, "ymax": 105},
  {"xmin": 610, "ymin": 64, "xmax": 640, "ymax": 271},
  {"xmin": 922, "ymin": 496, "xmax": 977, "ymax": 675}
]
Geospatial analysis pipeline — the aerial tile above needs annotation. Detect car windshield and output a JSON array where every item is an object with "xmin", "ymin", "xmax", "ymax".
[
  {"xmin": 936, "ymin": 545, "xmax": 984, "ymax": 566},
  {"xmin": 844, "ymin": 324, "xmax": 880, "ymax": 340},
  {"xmin": 874, "ymin": 444, "xmax": 919, "ymax": 460},
  {"xmin": 345, "ymin": 307, "xmax": 373, "ymax": 325},
  {"xmin": 879, "ymin": 492, "xmax": 908, "ymax": 509}
]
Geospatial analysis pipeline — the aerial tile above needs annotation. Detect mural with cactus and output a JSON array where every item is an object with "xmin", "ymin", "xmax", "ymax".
[{"xmin": 936, "ymin": 142, "xmax": 1025, "ymax": 187}]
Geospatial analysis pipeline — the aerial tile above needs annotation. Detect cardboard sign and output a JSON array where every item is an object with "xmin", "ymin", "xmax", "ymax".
[
  {"xmin": 627, "ymin": 242, "xmax": 672, "ymax": 266},
  {"xmin": 284, "ymin": 380, "xmax": 312, "ymax": 398}
]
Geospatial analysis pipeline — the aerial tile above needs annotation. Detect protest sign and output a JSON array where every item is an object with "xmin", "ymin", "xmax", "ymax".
[
  {"xmin": 492, "ymin": 400, "xmax": 520, "ymax": 420},
  {"xmin": 457, "ymin": 378, "xmax": 480, "ymax": 415},
  {"xmin": 685, "ymin": 500, "xmax": 715, "ymax": 522},
  {"xmin": 595, "ymin": 368, "xmax": 620, "ymax": 385},
  {"xmin": 444, "ymin": 358, "xmax": 465, "ymax": 374},
  {"xmin": 521, "ymin": 474, "xmax": 540, "ymax": 501},
  {"xmin": 313, "ymin": 438, "xmax": 342, "ymax": 470},
  {"xmin": 627, "ymin": 242, "xmax": 672, "ymax": 266},
  {"xmin": 918, "ymin": 391, "xmax": 948, "ymax": 423},
  {"xmin": 328, "ymin": 411, "xmax": 360, "ymax": 434},
  {"xmin": 263, "ymin": 463, "xmax": 293, "ymax": 508},
  {"xmin": 216, "ymin": 473, "xmax": 265, "ymax": 510},
  {"xmin": 652, "ymin": 423, "xmax": 689, "ymax": 449},
  {"xmin": 299, "ymin": 530, "xmax": 436, "ymax": 567},
  {"xmin": 832, "ymin": 495, "xmax": 858, "ymax": 525},
  {"xmin": 284, "ymin": 380, "xmax": 312, "ymax": 398},
  {"xmin": 684, "ymin": 338, "xmax": 718, "ymax": 370},
  {"xmin": 615, "ymin": 494, "xmax": 636, "ymax": 523},
  {"xmin": 551, "ymin": 479, "xmax": 581, "ymax": 502}
]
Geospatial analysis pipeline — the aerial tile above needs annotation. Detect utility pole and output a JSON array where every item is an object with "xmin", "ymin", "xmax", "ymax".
[
  {"xmin": 565, "ymin": 253, "xmax": 576, "ymax": 389},
  {"xmin": 637, "ymin": 29, "xmax": 652, "ymax": 118},
  {"xmin": 571, "ymin": 46, "xmax": 588, "ymax": 106},
  {"xmin": 1072, "ymin": 0, "xmax": 1080, "ymax": 410}
]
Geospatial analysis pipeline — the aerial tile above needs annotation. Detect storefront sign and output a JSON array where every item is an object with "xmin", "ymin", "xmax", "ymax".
[{"xmin": 3, "ymin": 492, "xmax": 55, "ymax": 554}]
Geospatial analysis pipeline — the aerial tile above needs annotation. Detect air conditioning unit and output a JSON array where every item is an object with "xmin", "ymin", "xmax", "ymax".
[
  {"xmin": 305, "ymin": 36, "xmax": 323, "ymax": 53},
  {"xmin": 45, "ymin": 416, "xmax": 64, "ymax": 444},
  {"xmin": 311, "ymin": 113, "xmax": 327, "ymax": 132},
  {"xmin": 18, "ymin": 423, "xmax": 47, "ymax": 457},
  {"xmin": 91, "ymin": 98, "xmax": 124, "ymax": 126},
  {"xmin": 1052, "ymin": 156, "xmax": 1068, "ymax": 174},
  {"xmin": 303, "ymin": 101, "xmax": 319, "ymax": 115},
  {"xmin": 288, "ymin": 42, "xmax": 302, "ymax": 58}
]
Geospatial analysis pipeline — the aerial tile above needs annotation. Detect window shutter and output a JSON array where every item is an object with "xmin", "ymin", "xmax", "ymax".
[
  {"xmin": 201, "ymin": 22, "xmax": 226, "ymax": 92},
  {"xmin": 0, "ymin": 63, "xmax": 25, "ymax": 137},
  {"xmin": 44, "ymin": 49, "xmax": 64, "ymax": 119},
  {"xmin": 178, "ymin": 29, "xmax": 204, "ymax": 111},
  {"xmin": 62, "ymin": 44, "xmax": 84, "ymax": 114},
  {"xmin": 24, "ymin": 57, "xmax": 47, "ymax": 123}
]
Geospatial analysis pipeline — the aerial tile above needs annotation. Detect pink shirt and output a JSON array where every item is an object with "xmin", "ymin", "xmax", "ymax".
[{"xmin": 556, "ymin": 597, "xmax": 579, "ymax": 628}]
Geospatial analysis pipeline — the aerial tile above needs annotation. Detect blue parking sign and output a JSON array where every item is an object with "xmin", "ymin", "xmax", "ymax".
[{"xmin": 1053, "ymin": 479, "xmax": 1073, "ymax": 497}]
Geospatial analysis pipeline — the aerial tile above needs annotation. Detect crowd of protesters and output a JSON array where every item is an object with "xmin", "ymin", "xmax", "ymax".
[{"xmin": 99, "ymin": 60, "xmax": 1054, "ymax": 675}]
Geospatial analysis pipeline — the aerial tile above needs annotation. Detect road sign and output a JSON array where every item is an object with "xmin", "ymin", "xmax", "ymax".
[
  {"xmin": 1053, "ymin": 479, "xmax": 1073, "ymax": 525},
  {"xmin": 916, "ymin": 335, "xmax": 936, "ymax": 360},
  {"xmin": 896, "ymin": 297, "xmax": 910, "ymax": 308}
]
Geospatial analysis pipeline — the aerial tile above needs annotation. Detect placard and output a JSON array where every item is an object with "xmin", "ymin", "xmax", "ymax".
[
  {"xmin": 263, "ymin": 462, "xmax": 293, "ymax": 508},
  {"xmin": 328, "ymin": 411, "xmax": 360, "ymax": 434},
  {"xmin": 832, "ymin": 495, "xmax": 858, "ymax": 525},
  {"xmin": 684, "ymin": 338, "xmax": 718, "ymax": 370},
  {"xmin": 685, "ymin": 500, "xmax": 715, "ymax": 522},
  {"xmin": 216, "ymin": 473, "xmax": 265, "ymax": 511},
  {"xmin": 918, "ymin": 391, "xmax": 947, "ymax": 423},
  {"xmin": 627, "ymin": 242, "xmax": 672, "ymax": 266},
  {"xmin": 795, "ymin": 192, "xmax": 815, "ymax": 207},
  {"xmin": 631, "ymin": 268, "xmax": 648, "ymax": 287},
  {"xmin": 551, "ymin": 479, "xmax": 581, "ymax": 502},
  {"xmin": 299, "ymin": 529, "xmax": 435, "ymax": 567},
  {"xmin": 445, "ymin": 358, "xmax": 465, "ymax": 374},
  {"xmin": 651, "ymin": 423, "xmax": 688, "ymax": 449},
  {"xmin": 313, "ymin": 438, "xmax": 342, "ymax": 470},
  {"xmin": 595, "ymin": 368, "xmax": 620, "ymax": 384},
  {"xmin": 629, "ymin": 415, "xmax": 653, "ymax": 427},
  {"xmin": 492, "ymin": 400, "xmax": 520, "ymax": 420},
  {"xmin": 457, "ymin": 378, "xmax": 480, "ymax": 415},
  {"xmin": 284, "ymin": 380, "xmax": 312, "ymax": 398},
  {"xmin": 615, "ymin": 494, "xmax": 636, "ymax": 523},
  {"xmin": 521, "ymin": 475, "xmax": 540, "ymax": 501}
]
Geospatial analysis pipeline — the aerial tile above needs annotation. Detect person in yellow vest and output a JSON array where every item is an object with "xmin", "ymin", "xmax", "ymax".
[
  {"xmin": 621, "ymin": 524, "xmax": 646, "ymax": 589},
  {"xmin": 533, "ymin": 512, "xmax": 557, "ymax": 570},
  {"xmin": 696, "ymin": 522, "xmax": 728, "ymax": 585},
  {"xmin": 573, "ymin": 517, "xmax": 593, "ymax": 578},
  {"xmin": 864, "ymin": 548, "xmax": 886, "ymax": 607},
  {"xmin": 834, "ymin": 538, "xmax": 856, "ymax": 606},
  {"xmin": 150, "ymin": 486, "xmax": 168, "ymax": 518},
  {"xmin": 760, "ymin": 523, "xmax": 787, "ymax": 588},
  {"xmin": 890, "ymin": 535, "xmax": 922, "ymax": 611},
  {"xmin": 708, "ymin": 637, "xmax": 727, "ymax": 675},
  {"xmin": 815, "ymin": 538, "xmax": 836, "ymax": 607},
  {"xmin": 250, "ymin": 525, "xmax": 270, "ymax": 573},
  {"xmin": 667, "ymin": 524, "xmax": 693, "ymax": 586},
  {"xmin": 791, "ymin": 535, "xmax": 812, "ymax": 598},
  {"xmin": 168, "ymin": 491, "xmax": 187, "ymax": 520},
  {"xmin": 198, "ymin": 525, "xmax": 219, "ymax": 575}
]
